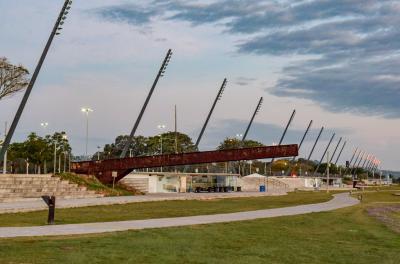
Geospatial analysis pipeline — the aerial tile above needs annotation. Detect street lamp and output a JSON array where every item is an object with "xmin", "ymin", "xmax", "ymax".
[
  {"xmin": 62, "ymin": 134, "xmax": 68, "ymax": 173},
  {"xmin": 81, "ymin": 107, "xmax": 93, "ymax": 157}
]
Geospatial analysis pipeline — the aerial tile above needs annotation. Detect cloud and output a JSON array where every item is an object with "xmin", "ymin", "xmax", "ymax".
[{"xmin": 93, "ymin": 0, "xmax": 400, "ymax": 118}]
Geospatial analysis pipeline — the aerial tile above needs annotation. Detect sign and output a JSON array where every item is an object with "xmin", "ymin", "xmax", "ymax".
[{"xmin": 112, "ymin": 171, "xmax": 118, "ymax": 178}]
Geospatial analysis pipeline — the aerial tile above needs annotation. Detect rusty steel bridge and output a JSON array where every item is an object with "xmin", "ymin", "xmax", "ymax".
[{"xmin": 71, "ymin": 144, "xmax": 298, "ymax": 183}]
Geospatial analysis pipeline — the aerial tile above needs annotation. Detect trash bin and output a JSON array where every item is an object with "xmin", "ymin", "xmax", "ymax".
[{"xmin": 259, "ymin": 185, "xmax": 266, "ymax": 192}]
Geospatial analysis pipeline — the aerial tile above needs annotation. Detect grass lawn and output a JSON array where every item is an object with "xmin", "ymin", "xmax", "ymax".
[
  {"xmin": 0, "ymin": 191, "xmax": 399, "ymax": 263},
  {"xmin": 0, "ymin": 191, "xmax": 332, "ymax": 227}
]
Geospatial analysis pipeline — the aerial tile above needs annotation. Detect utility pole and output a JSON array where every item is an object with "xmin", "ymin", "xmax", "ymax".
[
  {"xmin": 307, "ymin": 126, "xmax": 324, "ymax": 161},
  {"xmin": 313, "ymin": 133, "xmax": 335, "ymax": 175},
  {"xmin": 0, "ymin": 0, "xmax": 73, "ymax": 162},
  {"xmin": 121, "ymin": 49, "xmax": 173, "ymax": 158}
]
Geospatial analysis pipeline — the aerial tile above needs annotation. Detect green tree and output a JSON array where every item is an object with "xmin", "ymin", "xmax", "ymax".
[
  {"xmin": 6, "ymin": 132, "xmax": 71, "ymax": 173},
  {"xmin": 217, "ymin": 138, "xmax": 264, "ymax": 150}
]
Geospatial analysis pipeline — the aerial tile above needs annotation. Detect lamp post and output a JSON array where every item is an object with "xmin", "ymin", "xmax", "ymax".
[
  {"xmin": 157, "ymin": 124, "xmax": 166, "ymax": 172},
  {"xmin": 81, "ymin": 107, "xmax": 93, "ymax": 157},
  {"xmin": 236, "ymin": 134, "xmax": 243, "ymax": 175},
  {"xmin": 40, "ymin": 122, "xmax": 49, "ymax": 173},
  {"xmin": 62, "ymin": 134, "xmax": 67, "ymax": 173}
]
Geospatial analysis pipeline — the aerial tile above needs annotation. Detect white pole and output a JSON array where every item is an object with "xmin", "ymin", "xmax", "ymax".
[{"xmin": 85, "ymin": 112, "xmax": 89, "ymax": 157}]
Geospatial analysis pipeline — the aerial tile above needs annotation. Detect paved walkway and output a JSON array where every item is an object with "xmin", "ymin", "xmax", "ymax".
[
  {"xmin": 0, "ymin": 193, "xmax": 358, "ymax": 238},
  {"xmin": 0, "ymin": 191, "xmax": 286, "ymax": 214}
]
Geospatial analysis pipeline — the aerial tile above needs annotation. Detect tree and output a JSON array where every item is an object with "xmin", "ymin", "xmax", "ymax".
[
  {"xmin": 217, "ymin": 138, "xmax": 264, "ymax": 150},
  {"xmin": 94, "ymin": 132, "xmax": 197, "ymax": 160},
  {"xmin": 0, "ymin": 57, "xmax": 29, "ymax": 100},
  {"xmin": 5, "ymin": 132, "xmax": 71, "ymax": 173}
]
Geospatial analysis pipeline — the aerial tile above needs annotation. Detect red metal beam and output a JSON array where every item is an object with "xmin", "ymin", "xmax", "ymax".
[{"xmin": 71, "ymin": 144, "xmax": 298, "ymax": 183}]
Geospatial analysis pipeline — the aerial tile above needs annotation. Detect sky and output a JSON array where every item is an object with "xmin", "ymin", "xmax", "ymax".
[{"xmin": 0, "ymin": 0, "xmax": 399, "ymax": 170}]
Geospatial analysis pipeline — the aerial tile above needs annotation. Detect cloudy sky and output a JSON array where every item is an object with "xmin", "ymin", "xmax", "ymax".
[{"xmin": 1, "ymin": 0, "xmax": 399, "ymax": 170}]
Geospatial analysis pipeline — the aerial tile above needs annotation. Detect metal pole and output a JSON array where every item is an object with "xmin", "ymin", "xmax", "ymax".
[
  {"xmin": 0, "ymin": 0, "xmax": 72, "ymax": 162},
  {"xmin": 313, "ymin": 133, "xmax": 335, "ymax": 175},
  {"xmin": 361, "ymin": 154, "xmax": 369, "ymax": 169},
  {"xmin": 195, "ymin": 78, "xmax": 227, "ymax": 148},
  {"xmin": 121, "ymin": 49, "xmax": 173, "ymax": 158},
  {"xmin": 175, "ymin": 105, "xmax": 178, "ymax": 154},
  {"xmin": 353, "ymin": 152, "xmax": 365, "ymax": 178},
  {"xmin": 242, "ymin": 97, "xmax": 263, "ymax": 142},
  {"xmin": 307, "ymin": 126, "xmax": 324, "ymax": 161},
  {"xmin": 329, "ymin": 137, "xmax": 342, "ymax": 164},
  {"xmin": 342, "ymin": 147, "xmax": 358, "ymax": 175},
  {"xmin": 53, "ymin": 142, "xmax": 57, "ymax": 175},
  {"xmin": 3, "ymin": 122, "xmax": 7, "ymax": 174},
  {"xmin": 349, "ymin": 150, "xmax": 363, "ymax": 177},
  {"xmin": 85, "ymin": 112, "xmax": 89, "ymax": 156},
  {"xmin": 292, "ymin": 120, "xmax": 313, "ymax": 161},
  {"xmin": 334, "ymin": 140, "xmax": 347, "ymax": 166},
  {"xmin": 270, "ymin": 109, "xmax": 296, "ymax": 164},
  {"xmin": 326, "ymin": 151, "xmax": 330, "ymax": 193}
]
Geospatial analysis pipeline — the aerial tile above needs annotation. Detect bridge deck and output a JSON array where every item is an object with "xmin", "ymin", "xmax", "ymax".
[{"xmin": 71, "ymin": 144, "xmax": 298, "ymax": 183}]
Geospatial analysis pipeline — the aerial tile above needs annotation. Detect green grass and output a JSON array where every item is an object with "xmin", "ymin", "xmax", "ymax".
[
  {"xmin": 0, "ymin": 191, "xmax": 399, "ymax": 263},
  {"xmin": 0, "ymin": 191, "xmax": 331, "ymax": 227},
  {"xmin": 57, "ymin": 173, "xmax": 135, "ymax": 196}
]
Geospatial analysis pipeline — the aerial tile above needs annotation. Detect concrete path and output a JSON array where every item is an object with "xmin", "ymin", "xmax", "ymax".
[
  {"xmin": 0, "ymin": 193, "xmax": 358, "ymax": 238},
  {"xmin": 0, "ymin": 191, "xmax": 286, "ymax": 214}
]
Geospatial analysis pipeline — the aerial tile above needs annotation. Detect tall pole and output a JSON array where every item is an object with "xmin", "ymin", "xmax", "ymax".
[
  {"xmin": 242, "ymin": 97, "xmax": 263, "ymax": 141},
  {"xmin": 326, "ymin": 151, "xmax": 330, "ymax": 193},
  {"xmin": 81, "ymin": 108, "xmax": 93, "ymax": 157},
  {"xmin": 0, "ymin": 0, "xmax": 73, "ymax": 162},
  {"xmin": 53, "ymin": 142, "xmax": 57, "ymax": 175},
  {"xmin": 329, "ymin": 137, "xmax": 342, "ymax": 164},
  {"xmin": 307, "ymin": 126, "xmax": 324, "ymax": 161},
  {"xmin": 361, "ymin": 154, "xmax": 369, "ymax": 169},
  {"xmin": 342, "ymin": 147, "xmax": 358, "ymax": 175},
  {"xmin": 270, "ymin": 109, "xmax": 296, "ymax": 164},
  {"xmin": 174, "ymin": 105, "xmax": 178, "ymax": 154},
  {"xmin": 3, "ymin": 122, "xmax": 7, "ymax": 174},
  {"xmin": 195, "ymin": 78, "xmax": 227, "ymax": 148},
  {"xmin": 352, "ymin": 151, "xmax": 365, "ymax": 177},
  {"xmin": 292, "ymin": 120, "xmax": 313, "ymax": 161},
  {"xmin": 86, "ymin": 112, "xmax": 89, "ymax": 156},
  {"xmin": 349, "ymin": 150, "xmax": 363, "ymax": 177},
  {"xmin": 286, "ymin": 120, "xmax": 313, "ymax": 175},
  {"xmin": 334, "ymin": 140, "xmax": 347, "ymax": 166},
  {"xmin": 121, "ymin": 49, "xmax": 173, "ymax": 158},
  {"xmin": 313, "ymin": 133, "xmax": 335, "ymax": 175}
]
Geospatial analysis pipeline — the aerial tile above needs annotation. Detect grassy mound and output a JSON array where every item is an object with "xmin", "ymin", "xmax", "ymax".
[{"xmin": 57, "ymin": 173, "xmax": 137, "ymax": 197}]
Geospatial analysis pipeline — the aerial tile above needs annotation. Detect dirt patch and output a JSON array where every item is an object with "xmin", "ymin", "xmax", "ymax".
[{"xmin": 367, "ymin": 204, "xmax": 400, "ymax": 233}]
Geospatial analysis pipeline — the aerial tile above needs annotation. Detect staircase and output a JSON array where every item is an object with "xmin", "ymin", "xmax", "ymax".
[
  {"xmin": 119, "ymin": 177, "xmax": 149, "ymax": 193},
  {"xmin": 0, "ymin": 174, "xmax": 103, "ymax": 202}
]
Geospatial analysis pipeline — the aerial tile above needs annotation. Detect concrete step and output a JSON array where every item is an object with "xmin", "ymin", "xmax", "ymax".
[{"xmin": 0, "ymin": 191, "xmax": 98, "ymax": 199}]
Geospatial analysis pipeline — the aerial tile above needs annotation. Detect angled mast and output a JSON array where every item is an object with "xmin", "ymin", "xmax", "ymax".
[{"xmin": 121, "ymin": 49, "xmax": 173, "ymax": 158}]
